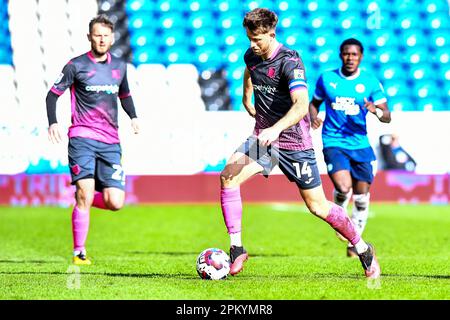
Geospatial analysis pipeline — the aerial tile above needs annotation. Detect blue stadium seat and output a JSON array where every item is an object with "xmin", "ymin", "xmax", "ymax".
[
  {"xmin": 339, "ymin": 28, "xmax": 367, "ymax": 43},
  {"xmin": 425, "ymin": 12, "xmax": 450, "ymax": 30},
  {"xmin": 439, "ymin": 65, "xmax": 450, "ymax": 83},
  {"xmin": 369, "ymin": 30, "xmax": 394, "ymax": 49},
  {"xmin": 429, "ymin": 30, "xmax": 449, "ymax": 50},
  {"xmin": 280, "ymin": 31, "xmax": 309, "ymax": 51},
  {"xmin": 278, "ymin": 12, "xmax": 304, "ymax": 29},
  {"xmin": 391, "ymin": 0, "xmax": 416, "ymax": 12},
  {"xmin": 408, "ymin": 63, "xmax": 435, "ymax": 81},
  {"xmin": 221, "ymin": 29, "xmax": 248, "ymax": 48},
  {"xmin": 383, "ymin": 80, "xmax": 410, "ymax": 99},
  {"xmin": 423, "ymin": 0, "xmax": 449, "ymax": 14},
  {"xmin": 412, "ymin": 80, "xmax": 439, "ymax": 100},
  {"xmin": 400, "ymin": 30, "xmax": 427, "ymax": 48},
  {"xmin": 416, "ymin": 97, "xmax": 446, "ymax": 112},
  {"xmin": 304, "ymin": 0, "xmax": 332, "ymax": 14},
  {"xmin": 388, "ymin": 96, "xmax": 416, "ymax": 112},
  {"xmin": 403, "ymin": 46, "xmax": 429, "ymax": 65},
  {"xmin": 242, "ymin": 0, "xmax": 275, "ymax": 11},
  {"xmin": 394, "ymin": 12, "xmax": 422, "ymax": 31},
  {"xmin": 129, "ymin": 28, "xmax": 157, "ymax": 48},
  {"xmin": 274, "ymin": 0, "xmax": 302, "ymax": 13},
  {"xmin": 311, "ymin": 32, "xmax": 339, "ymax": 50},
  {"xmin": 215, "ymin": 0, "xmax": 242, "ymax": 15},
  {"xmin": 337, "ymin": 14, "xmax": 365, "ymax": 30},
  {"xmin": 128, "ymin": 13, "xmax": 158, "ymax": 30},
  {"xmin": 375, "ymin": 48, "xmax": 401, "ymax": 65},
  {"xmin": 155, "ymin": 0, "xmax": 184, "ymax": 12},
  {"xmin": 194, "ymin": 45, "xmax": 224, "ymax": 70},
  {"xmin": 191, "ymin": 29, "xmax": 222, "ymax": 47},
  {"xmin": 224, "ymin": 46, "xmax": 247, "ymax": 65},
  {"xmin": 334, "ymin": 0, "xmax": 362, "ymax": 14},
  {"xmin": 218, "ymin": 14, "xmax": 243, "ymax": 31},
  {"xmin": 160, "ymin": 28, "xmax": 189, "ymax": 48},
  {"xmin": 186, "ymin": 0, "xmax": 210, "ymax": 13},
  {"xmin": 306, "ymin": 14, "xmax": 333, "ymax": 31},
  {"xmin": 188, "ymin": 12, "xmax": 215, "ymax": 29},
  {"xmin": 126, "ymin": 0, "xmax": 156, "ymax": 13},
  {"xmin": 434, "ymin": 47, "xmax": 449, "ymax": 64},
  {"xmin": 378, "ymin": 63, "xmax": 406, "ymax": 83},
  {"xmin": 132, "ymin": 46, "xmax": 165, "ymax": 64},
  {"xmin": 158, "ymin": 11, "xmax": 186, "ymax": 29},
  {"xmin": 163, "ymin": 46, "xmax": 194, "ymax": 64}
]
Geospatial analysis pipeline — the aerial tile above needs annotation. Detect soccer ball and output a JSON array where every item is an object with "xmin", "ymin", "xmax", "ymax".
[{"xmin": 196, "ymin": 248, "xmax": 231, "ymax": 280}]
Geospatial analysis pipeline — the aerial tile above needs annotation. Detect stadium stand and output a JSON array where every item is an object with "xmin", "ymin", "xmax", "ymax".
[
  {"xmin": 1, "ymin": 0, "xmax": 449, "ymax": 115},
  {"xmin": 123, "ymin": 0, "xmax": 449, "ymax": 111}
]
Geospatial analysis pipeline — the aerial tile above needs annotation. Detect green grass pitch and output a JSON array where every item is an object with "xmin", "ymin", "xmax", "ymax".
[{"xmin": 0, "ymin": 203, "xmax": 449, "ymax": 299}]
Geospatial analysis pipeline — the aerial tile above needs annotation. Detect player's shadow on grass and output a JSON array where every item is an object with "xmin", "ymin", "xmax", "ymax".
[
  {"xmin": 128, "ymin": 251, "xmax": 291, "ymax": 258},
  {"xmin": 0, "ymin": 259, "xmax": 63, "ymax": 264},
  {"xmin": 0, "ymin": 270, "xmax": 196, "ymax": 280}
]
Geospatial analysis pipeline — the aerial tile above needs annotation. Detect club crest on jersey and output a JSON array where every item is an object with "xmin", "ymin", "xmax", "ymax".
[
  {"xmin": 112, "ymin": 69, "xmax": 121, "ymax": 79},
  {"xmin": 294, "ymin": 69, "xmax": 305, "ymax": 80},
  {"xmin": 267, "ymin": 67, "xmax": 276, "ymax": 79}
]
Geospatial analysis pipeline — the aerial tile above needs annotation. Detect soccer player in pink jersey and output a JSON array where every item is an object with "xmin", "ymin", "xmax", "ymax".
[
  {"xmin": 45, "ymin": 15, "xmax": 139, "ymax": 265},
  {"xmin": 220, "ymin": 8, "xmax": 380, "ymax": 279}
]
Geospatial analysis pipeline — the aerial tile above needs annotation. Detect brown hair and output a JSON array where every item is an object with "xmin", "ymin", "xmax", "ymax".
[
  {"xmin": 243, "ymin": 8, "xmax": 278, "ymax": 34},
  {"xmin": 89, "ymin": 14, "xmax": 114, "ymax": 34}
]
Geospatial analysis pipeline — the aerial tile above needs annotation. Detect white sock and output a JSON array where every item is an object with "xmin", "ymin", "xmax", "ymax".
[
  {"xmin": 73, "ymin": 249, "xmax": 86, "ymax": 256},
  {"xmin": 351, "ymin": 193, "xmax": 370, "ymax": 236},
  {"xmin": 354, "ymin": 239, "xmax": 369, "ymax": 254},
  {"xmin": 230, "ymin": 232, "xmax": 242, "ymax": 247},
  {"xmin": 333, "ymin": 189, "xmax": 352, "ymax": 210}
]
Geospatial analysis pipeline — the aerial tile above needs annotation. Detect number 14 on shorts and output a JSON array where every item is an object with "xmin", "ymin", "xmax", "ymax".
[{"xmin": 292, "ymin": 162, "xmax": 314, "ymax": 184}]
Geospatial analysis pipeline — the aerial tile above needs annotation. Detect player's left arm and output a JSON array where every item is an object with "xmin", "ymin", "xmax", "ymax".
[
  {"xmin": 364, "ymin": 78, "xmax": 391, "ymax": 123},
  {"xmin": 364, "ymin": 99, "xmax": 391, "ymax": 123},
  {"xmin": 119, "ymin": 69, "xmax": 139, "ymax": 134},
  {"xmin": 258, "ymin": 89, "xmax": 309, "ymax": 147}
]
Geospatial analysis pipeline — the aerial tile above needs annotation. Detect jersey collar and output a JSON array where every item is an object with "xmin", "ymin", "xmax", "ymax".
[
  {"xmin": 339, "ymin": 67, "xmax": 360, "ymax": 80},
  {"xmin": 87, "ymin": 51, "xmax": 112, "ymax": 64},
  {"xmin": 266, "ymin": 43, "xmax": 283, "ymax": 61}
]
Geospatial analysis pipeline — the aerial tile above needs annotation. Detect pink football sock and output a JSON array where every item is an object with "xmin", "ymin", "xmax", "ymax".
[
  {"xmin": 325, "ymin": 202, "xmax": 361, "ymax": 245},
  {"xmin": 221, "ymin": 187, "xmax": 242, "ymax": 234},
  {"xmin": 72, "ymin": 205, "xmax": 90, "ymax": 252},
  {"xmin": 92, "ymin": 192, "xmax": 107, "ymax": 209}
]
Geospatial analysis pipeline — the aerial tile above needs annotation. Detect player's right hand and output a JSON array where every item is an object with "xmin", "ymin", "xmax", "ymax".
[
  {"xmin": 48, "ymin": 123, "xmax": 62, "ymax": 144},
  {"xmin": 310, "ymin": 117, "xmax": 323, "ymax": 129}
]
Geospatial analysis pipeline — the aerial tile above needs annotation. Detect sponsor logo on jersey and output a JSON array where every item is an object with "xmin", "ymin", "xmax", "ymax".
[
  {"xmin": 253, "ymin": 84, "xmax": 278, "ymax": 94},
  {"xmin": 331, "ymin": 96, "xmax": 360, "ymax": 115},
  {"xmin": 330, "ymin": 82, "xmax": 337, "ymax": 89},
  {"xmin": 85, "ymin": 84, "xmax": 119, "ymax": 94}
]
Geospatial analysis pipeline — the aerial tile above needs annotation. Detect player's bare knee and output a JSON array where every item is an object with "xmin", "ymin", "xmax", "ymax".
[
  {"xmin": 106, "ymin": 198, "xmax": 124, "ymax": 211},
  {"xmin": 335, "ymin": 185, "xmax": 352, "ymax": 195},
  {"xmin": 220, "ymin": 169, "xmax": 238, "ymax": 188},
  {"xmin": 76, "ymin": 190, "xmax": 93, "ymax": 208}
]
